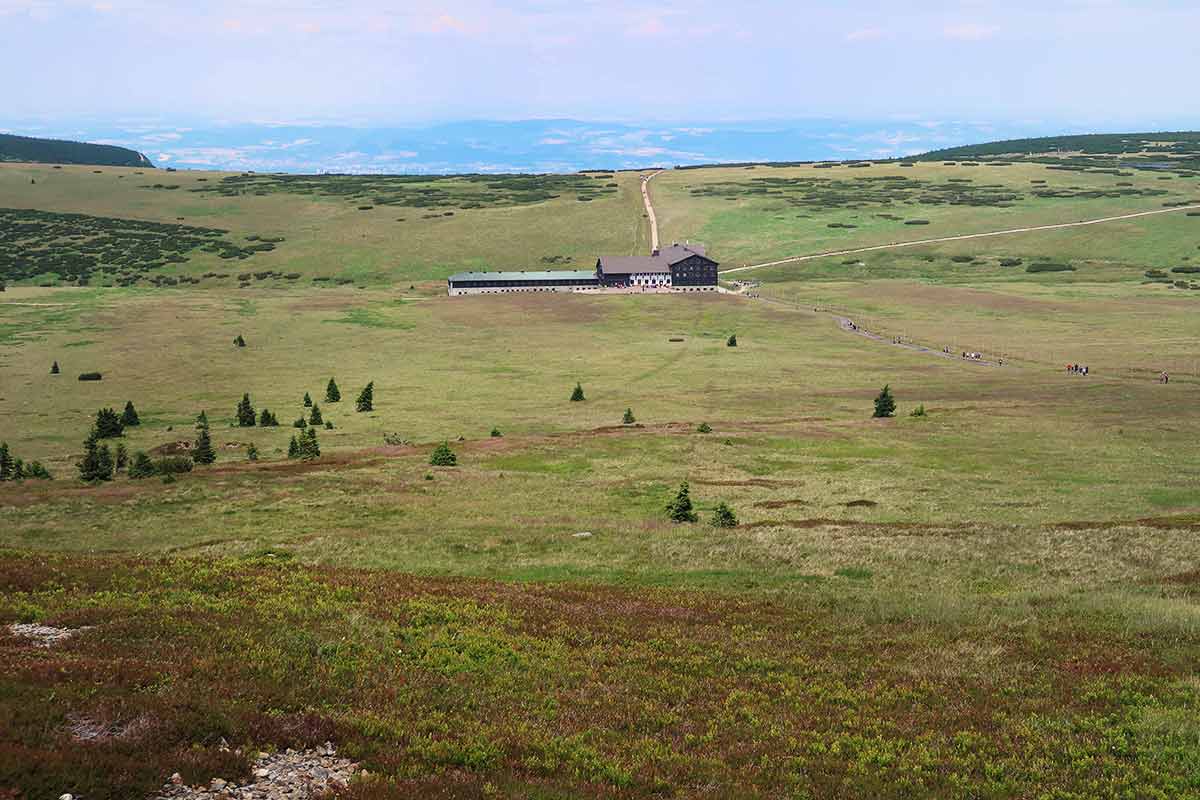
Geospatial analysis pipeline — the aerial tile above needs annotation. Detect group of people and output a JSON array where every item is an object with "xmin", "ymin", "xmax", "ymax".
[
  {"xmin": 962, "ymin": 351, "xmax": 983, "ymax": 361},
  {"xmin": 1067, "ymin": 363, "xmax": 1089, "ymax": 376}
]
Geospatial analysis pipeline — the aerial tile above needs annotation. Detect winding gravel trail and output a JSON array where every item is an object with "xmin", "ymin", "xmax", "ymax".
[
  {"xmin": 641, "ymin": 170, "xmax": 664, "ymax": 254},
  {"xmin": 719, "ymin": 203, "xmax": 1200, "ymax": 275}
]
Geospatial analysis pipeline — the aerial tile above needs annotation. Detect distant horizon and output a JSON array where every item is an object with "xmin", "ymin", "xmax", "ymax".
[{"xmin": 5, "ymin": 116, "xmax": 1199, "ymax": 175}]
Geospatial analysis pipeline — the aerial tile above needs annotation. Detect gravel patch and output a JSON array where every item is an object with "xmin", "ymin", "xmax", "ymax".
[
  {"xmin": 154, "ymin": 743, "xmax": 358, "ymax": 800},
  {"xmin": 7, "ymin": 622, "xmax": 88, "ymax": 647}
]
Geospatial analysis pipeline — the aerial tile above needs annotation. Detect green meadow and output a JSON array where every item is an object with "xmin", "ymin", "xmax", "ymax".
[{"xmin": 2, "ymin": 146, "xmax": 1200, "ymax": 798}]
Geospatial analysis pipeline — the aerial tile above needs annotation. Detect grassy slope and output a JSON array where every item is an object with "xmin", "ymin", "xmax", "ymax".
[
  {"xmin": 0, "ymin": 163, "xmax": 651, "ymax": 284},
  {"xmin": 2, "ymin": 156, "xmax": 1200, "ymax": 798},
  {"xmin": 653, "ymin": 160, "xmax": 1200, "ymax": 268}
]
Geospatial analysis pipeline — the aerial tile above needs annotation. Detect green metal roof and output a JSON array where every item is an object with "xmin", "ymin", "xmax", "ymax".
[{"xmin": 447, "ymin": 270, "xmax": 597, "ymax": 283}]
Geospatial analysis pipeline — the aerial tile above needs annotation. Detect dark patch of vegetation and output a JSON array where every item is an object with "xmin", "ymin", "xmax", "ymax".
[
  {"xmin": 1026, "ymin": 262, "xmax": 1076, "ymax": 273},
  {"xmin": 78, "ymin": 372, "xmax": 102, "ymax": 381},
  {"xmin": 187, "ymin": 172, "xmax": 615, "ymax": 209},
  {"xmin": 0, "ymin": 132, "xmax": 151, "ymax": 167},
  {"xmin": 0, "ymin": 209, "xmax": 276, "ymax": 285}
]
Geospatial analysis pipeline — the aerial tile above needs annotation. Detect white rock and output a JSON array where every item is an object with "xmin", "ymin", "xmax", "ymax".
[{"xmin": 573, "ymin": 531, "xmax": 593, "ymax": 538}]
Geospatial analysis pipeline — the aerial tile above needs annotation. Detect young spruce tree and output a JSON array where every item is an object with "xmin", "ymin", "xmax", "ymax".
[
  {"xmin": 309, "ymin": 403, "xmax": 323, "ymax": 426},
  {"xmin": 51, "ymin": 361, "xmax": 60, "ymax": 375},
  {"xmin": 303, "ymin": 392, "xmax": 313, "ymax": 408},
  {"xmin": 94, "ymin": 408, "xmax": 124, "ymax": 439},
  {"xmin": 299, "ymin": 428, "xmax": 320, "ymax": 460},
  {"xmin": 726, "ymin": 334, "xmax": 737, "ymax": 347},
  {"xmin": 666, "ymin": 481, "xmax": 698, "ymax": 523},
  {"xmin": 237, "ymin": 393, "xmax": 256, "ymax": 427},
  {"xmin": 873, "ymin": 384, "xmax": 896, "ymax": 419},
  {"xmin": 429, "ymin": 441, "xmax": 457, "ymax": 467},
  {"xmin": 711, "ymin": 501, "xmax": 738, "ymax": 528},
  {"xmin": 570, "ymin": 382, "xmax": 585, "ymax": 402},
  {"xmin": 0, "ymin": 442, "xmax": 11, "ymax": 482},
  {"xmin": 128, "ymin": 451, "xmax": 155, "ymax": 479},
  {"xmin": 355, "ymin": 382, "xmax": 374, "ymax": 412},
  {"xmin": 120, "ymin": 401, "xmax": 140, "ymax": 427},
  {"xmin": 192, "ymin": 411, "xmax": 216, "ymax": 464},
  {"xmin": 78, "ymin": 430, "xmax": 114, "ymax": 482},
  {"xmin": 325, "ymin": 378, "xmax": 341, "ymax": 403},
  {"xmin": 622, "ymin": 408, "xmax": 636, "ymax": 425}
]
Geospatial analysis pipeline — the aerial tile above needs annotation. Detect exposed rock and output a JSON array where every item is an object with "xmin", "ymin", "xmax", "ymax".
[
  {"xmin": 7, "ymin": 622, "xmax": 88, "ymax": 647},
  {"xmin": 154, "ymin": 743, "xmax": 357, "ymax": 800}
]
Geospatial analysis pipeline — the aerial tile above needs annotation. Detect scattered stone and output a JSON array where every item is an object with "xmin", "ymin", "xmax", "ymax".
[
  {"xmin": 573, "ymin": 531, "xmax": 593, "ymax": 538},
  {"xmin": 8, "ymin": 622, "xmax": 88, "ymax": 647},
  {"xmin": 154, "ymin": 745, "xmax": 358, "ymax": 800}
]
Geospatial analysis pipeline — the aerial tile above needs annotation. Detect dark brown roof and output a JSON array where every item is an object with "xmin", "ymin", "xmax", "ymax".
[
  {"xmin": 597, "ymin": 255, "xmax": 671, "ymax": 274},
  {"xmin": 596, "ymin": 244, "xmax": 714, "ymax": 276}
]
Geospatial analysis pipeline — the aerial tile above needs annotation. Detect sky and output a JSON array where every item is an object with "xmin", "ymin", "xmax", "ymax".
[{"xmin": 2, "ymin": 0, "xmax": 1198, "ymax": 124}]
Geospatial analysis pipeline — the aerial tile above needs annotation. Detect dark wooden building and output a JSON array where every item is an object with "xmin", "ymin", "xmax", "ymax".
[{"xmin": 596, "ymin": 243, "xmax": 718, "ymax": 290}]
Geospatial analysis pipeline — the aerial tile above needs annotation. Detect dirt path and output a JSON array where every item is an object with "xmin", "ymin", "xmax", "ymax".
[
  {"xmin": 750, "ymin": 290, "xmax": 999, "ymax": 366},
  {"xmin": 719, "ymin": 203, "xmax": 1200, "ymax": 275},
  {"xmin": 642, "ymin": 170, "xmax": 664, "ymax": 254}
]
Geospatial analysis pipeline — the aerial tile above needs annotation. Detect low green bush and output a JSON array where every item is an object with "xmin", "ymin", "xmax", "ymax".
[{"xmin": 1026, "ymin": 262, "xmax": 1075, "ymax": 273}]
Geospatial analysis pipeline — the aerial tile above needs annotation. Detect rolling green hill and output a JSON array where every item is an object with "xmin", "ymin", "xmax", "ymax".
[
  {"xmin": 916, "ymin": 131, "xmax": 1200, "ymax": 160},
  {"xmin": 0, "ymin": 132, "xmax": 153, "ymax": 167}
]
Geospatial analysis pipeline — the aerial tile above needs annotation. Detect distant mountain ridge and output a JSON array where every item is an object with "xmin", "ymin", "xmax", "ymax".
[
  {"xmin": 915, "ymin": 132, "xmax": 1200, "ymax": 160},
  {"xmin": 0, "ymin": 132, "xmax": 153, "ymax": 167}
]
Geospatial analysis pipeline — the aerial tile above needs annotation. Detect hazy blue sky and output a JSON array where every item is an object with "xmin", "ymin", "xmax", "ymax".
[{"xmin": 2, "ymin": 0, "xmax": 1198, "ymax": 125}]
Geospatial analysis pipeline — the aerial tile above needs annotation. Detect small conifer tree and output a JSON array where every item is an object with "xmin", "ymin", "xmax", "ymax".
[
  {"xmin": 910, "ymin": 404, "xmax": 926, "ymax": 418},
  {"xmin": 0, "ymin": 442, "xmax": 11, "ymax": 481},
  {"xmin": 309, "ymin": 403, "xmax": 323, "ymax": 426},
  {"xmin": 120, "ymin": 401, "xmax": 140, "ymax": 427},
  {"xmin": 247, "ymin": 443, "xmax": 259, "ymax": 461},
  {"xmin": 711, "ymin": 501, "xmax": 738, "ymax": 528},
  {"xmin": 234, "ymin": 334, "xmax": 246, "ymax": 347},
  {"xmin": 287, "ymin": 435, "xmax": 300, "ymax": 459},
  {"xmin": 192, "ymin": 412, "xmax": 216, "ymax": 464},
  {"xmin": 299, "ymin": 427, "xmax": 320, "ymax": 460},
  {"xmin": 293, "ymin": 416, "xmax": 307, "ymax": 428},
  {"xmin": 324, "ymin": 420, "xmax": 333, "ymax": 430},
  {"xmin": 622, "ymin": 408, "xmax": 636, "ymax": 424},
  {"xmin": 128, "ymin": 451, "xmax": 155, "ymax": 479},
  {"xmin": 259, "ymin": 408, "xmax": 277, "ymax": 427},
  {"xmin": 78, "ymin": 430, "xmax": 114, "ymax": 482},
  {"xmin": 51, "ymin": 361, "xmax": 60, "ymax": 375},
  {"xmin": 430, "ymin": 441, "xmax": 457, "ymax": 466},
  {"xmin": 325, "ymin": 378, "xmax": 341, "ymax": 403},
  {"xmin": 94, "ymin": 408, "xmax": 124, "ymax": 439},
  {"xmin": 873, "ymin": 384, "xmax": 896, "ymax": 418},
  {"xmin": 355, "ymin": 382, "xmax": 374, "ymax": 412},
  {"xmin": 237, "ymin": 393, "xmax": 256, "ymax": 427},
  {"xmin": 490, "ymin": 427, "xmax": 502, "ymax": 438},
  {"xmin": 697, "ymin": 422, "xmax": 712, "ymax": 433},
  {"xmin": 114, "ymin": 443, "xmax": 128, "ymax": 471},
  {"xmin": 25, "ymin": 461, "xmax": 51, "ymax": 480},
  {"xmin": 303, "ymin": 392, "xmax": 313, "ymax": 408},
  {"xmin": 666, "ymin": 481, "xmax": 698, "ymax": 523},
  {"xmin": 727, "ymin": 334, "xmax": 737, "ymax": 347},
  {"xmin": 570, "ymin": 382, "xmax": 585, "ymax": 402}
]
